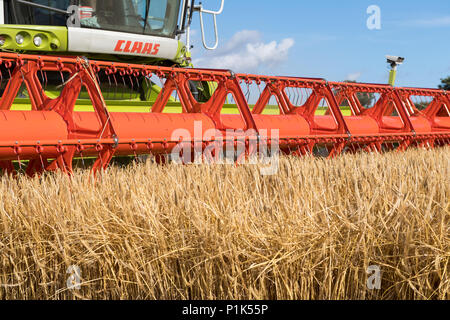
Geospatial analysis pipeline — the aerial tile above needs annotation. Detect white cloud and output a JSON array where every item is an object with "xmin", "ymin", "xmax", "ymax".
[
  {"xmin": 346, "ymin": 72, "xmax": 362, "ymax": 81},
  {"xmin": 193, "ymin": 30, "xmax": 295, "ymax": 73}
]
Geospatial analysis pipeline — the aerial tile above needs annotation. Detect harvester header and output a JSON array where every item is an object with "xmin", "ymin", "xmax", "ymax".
[
  {"xmin": 0, "ymin": 52, "xmax": 448, "ymax": 176},
  {"xmin": 0, "ymin": 1, "xmax": 448, "ymax": 176}
]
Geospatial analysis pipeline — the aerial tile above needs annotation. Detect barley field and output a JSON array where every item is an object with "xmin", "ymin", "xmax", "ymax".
[{"xmin": 0, "ymin": 147, "xmax": 449, "ymax": 300}]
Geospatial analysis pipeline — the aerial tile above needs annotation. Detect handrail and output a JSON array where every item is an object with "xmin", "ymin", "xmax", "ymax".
[{"xmin": 194, "ymin": 0, "xmax": 225, "ymax": 50}]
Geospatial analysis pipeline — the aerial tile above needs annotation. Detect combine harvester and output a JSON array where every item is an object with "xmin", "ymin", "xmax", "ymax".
[{"xmin": 0, "ymin": 0, "xmax": 448, "ymax": 176}]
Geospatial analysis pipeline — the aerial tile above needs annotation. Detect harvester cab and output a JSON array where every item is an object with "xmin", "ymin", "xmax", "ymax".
[
  {"xmin": 0, "ymin": 0, "xmax": 224, "ymax": 102},
  {"xmin": 0, "ymin": 0, "xmax": 223, "ymax": 65}
]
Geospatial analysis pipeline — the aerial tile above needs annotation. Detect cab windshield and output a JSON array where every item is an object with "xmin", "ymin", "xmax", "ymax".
[
  {"xmin": 79, "ymin": 0, "xmax": 181, "ymax": 37},
  {"xmin": 5, "ymin": 0, "xmax": 182, "ymax": 38}
]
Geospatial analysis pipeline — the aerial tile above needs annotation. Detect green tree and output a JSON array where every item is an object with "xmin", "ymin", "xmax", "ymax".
[
  {"xmin": 414, "ymin": 101, "xmax": 430, "ymax": 111},
  {"xmin": 342, "ymin": 80, "xmax": 375, "ymax": 108},
  {"xmin": 438, "ymin": 76, "xmax": 450, "ymax": 90}
]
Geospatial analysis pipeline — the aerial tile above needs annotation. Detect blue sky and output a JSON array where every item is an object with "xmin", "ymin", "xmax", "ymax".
[{"xmin": 189, "ymin": 0, "xmax": 450, "ymax": 88}]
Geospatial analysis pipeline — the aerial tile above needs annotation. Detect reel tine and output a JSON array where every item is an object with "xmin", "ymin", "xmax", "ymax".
[
  {"xmin": 95, "ymin": 68, "xmax": 100, "ymax": 85},
  {"xmin": 81, "ymin": 151, "xmax": 85, "ymax": 169},
  {"xmin": 129, "ymin": 74, "xmax": 133, "ymax": 100},
  {"xmin": 245, "ymin": 82, "xmax": 250, "ymax": 103},
  {"xmin": 107, "ymin": 73, "xmax": 112, "ymax": 90},
  {"xmin": 294, "ymin": 87, "xmax": 299, "ymax": 106},
  {"xmin": 59, "ymin": 70, "xmax": 65, "ymax": 86},
  {"xmin": 40, "ymin": 154, "xmax": 45, "ymax": 172},
  {"xmin": 44, "ymin": 70, "xmax": 48, "ymax": 90},
  {"xmin": 113, "ymin": 73, "xmax": 118, "ymax": 100},
  {"xmin": 297, "ymin": 87, "xmax": 302, "ymax": 106},
  {"xmin": 17, "ymin": 155, "xmax": 22, "ymax": 172},
  {"xmin": 159, "ymin": 74, "xmax": 167, "ymax": 103},
  {"xmin": 135, "ymin": 73, "xmax": 140, "ymax": 97},
  {"xmin": 287, "ymin": 86, "xmax": 292, "ymax": 104},
  {"xmin": 6, "ymin": 63, "xmax": 11, "ymax": 80},
  {"xmin": 290, "ymin": 87, "xmax": 295, "ymax": 106},
  {"xmin": 144, "ymin": 73, "xmax": 151, "ymax": 93},
  {"xmin": 121, "ymin": 73, "xmax": 126, "ymax": 100}
]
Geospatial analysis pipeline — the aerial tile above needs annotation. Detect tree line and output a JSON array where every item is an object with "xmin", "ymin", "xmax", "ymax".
[
  {"xmin": 439, "ymin": 76, "xmax": 450, "ymax": 91},
  {"xmin": 340, "ymin": 76, "xmax": 450, "ymax": 109}
]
